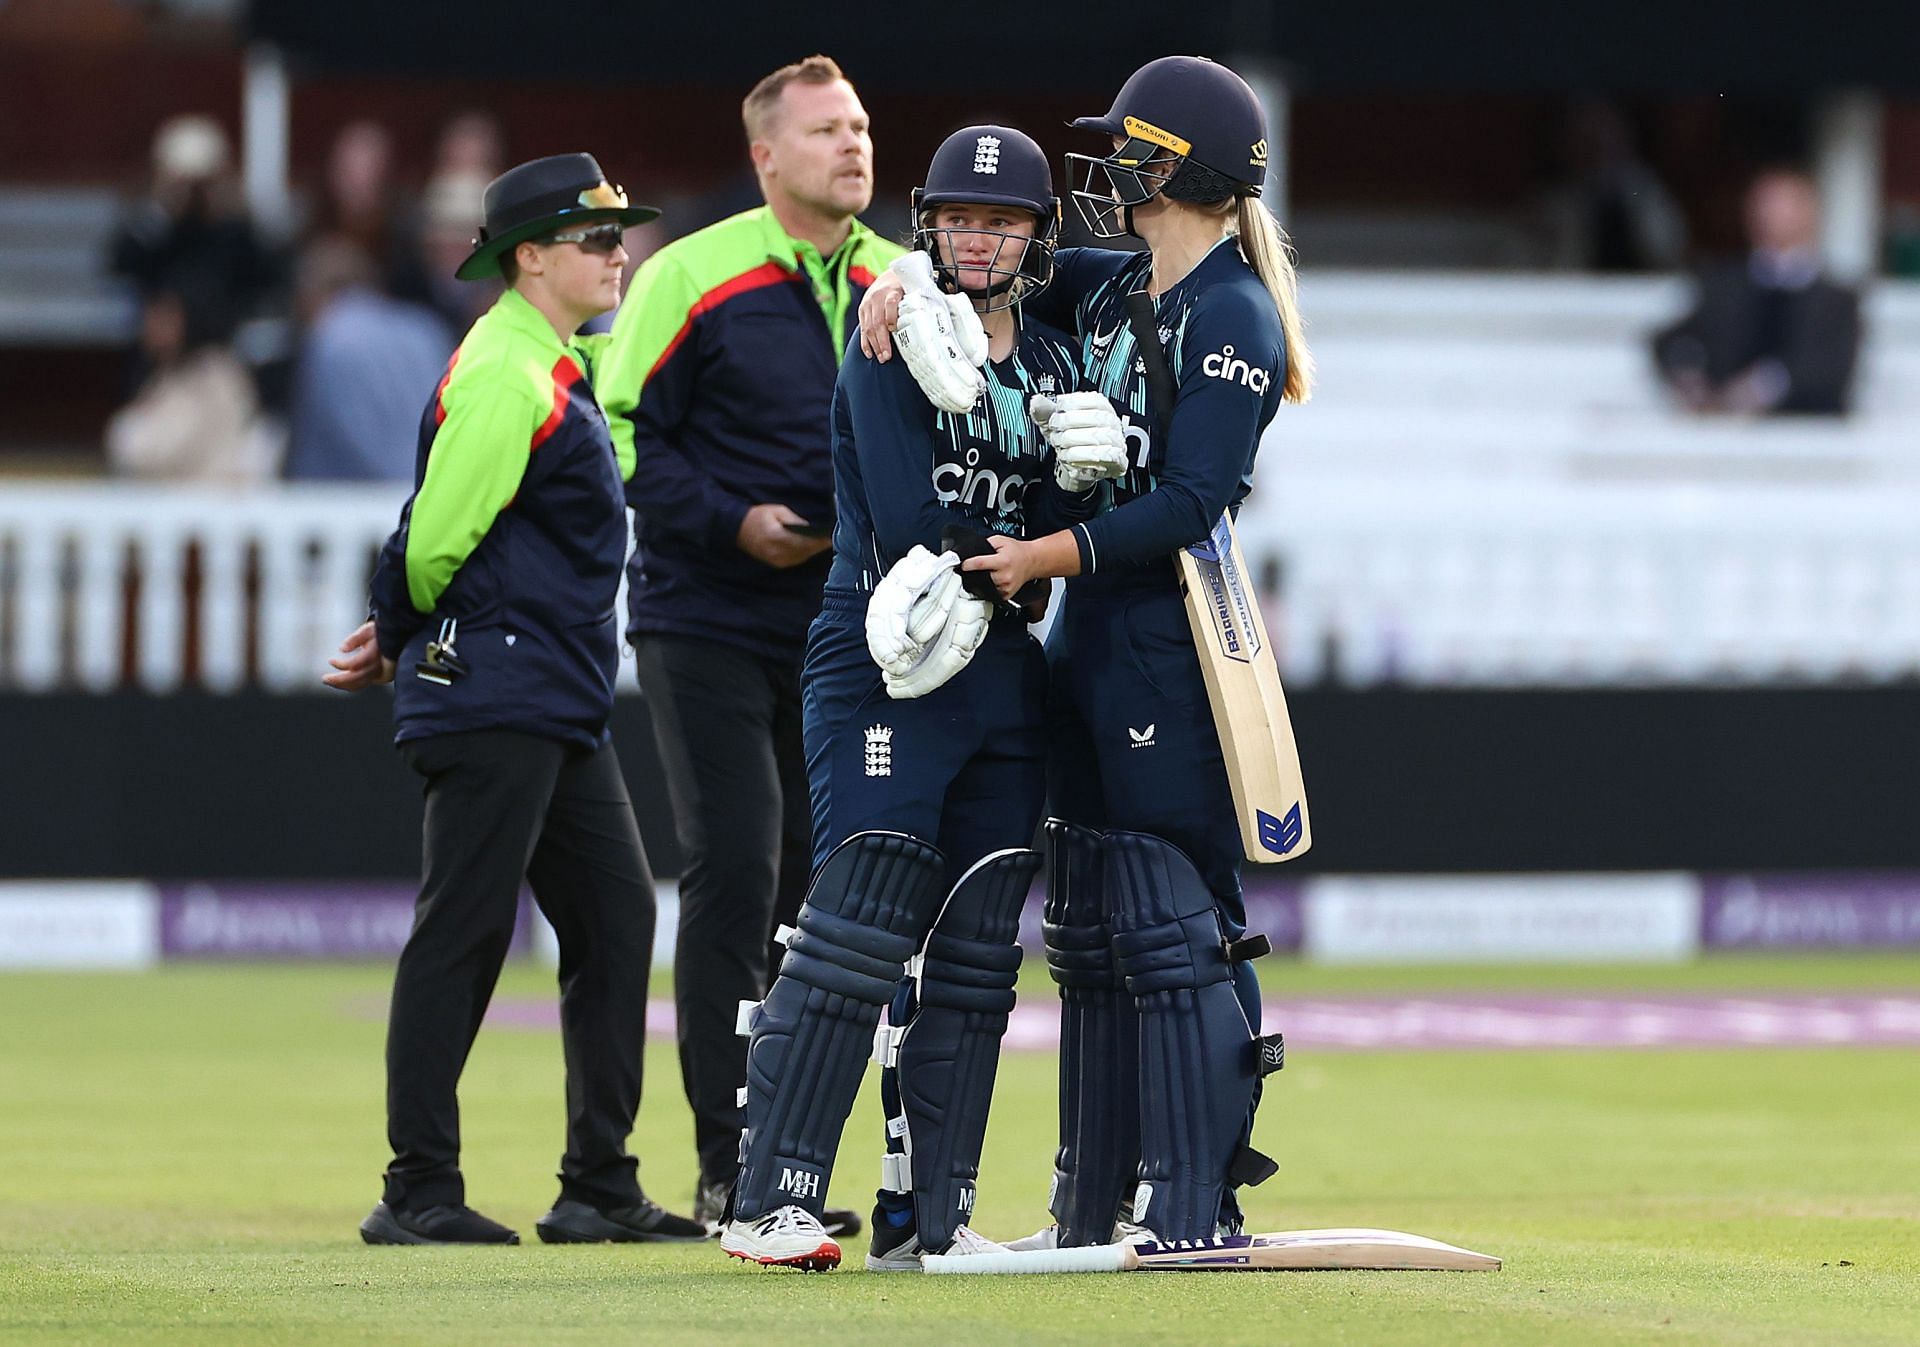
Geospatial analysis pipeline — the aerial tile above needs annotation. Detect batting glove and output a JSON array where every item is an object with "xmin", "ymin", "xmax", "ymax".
[
  {"xmin": 1032, "ymin": 392, "xmax": 1130, "ymax": 492},
  {"xmin": 866, "ymin": 544, "xmax": 964, "ymax": 678},
  {"xmin": 892, "ymin": 252, "xmax": 987, "ymax": 413},
  {"xmin": 884, "ymin": 592, "xmax": 993, "ymax": 699}
]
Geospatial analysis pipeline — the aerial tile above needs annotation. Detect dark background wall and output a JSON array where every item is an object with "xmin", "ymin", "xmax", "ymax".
[{"xmin": 4, "ymin": 688, "xmax": 1914, "ymax": 880}]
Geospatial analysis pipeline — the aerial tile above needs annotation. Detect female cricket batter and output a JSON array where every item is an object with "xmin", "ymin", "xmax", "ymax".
[
  {"xmin": 718, "ymin": 125, "xmax": 1130, "ymax": 1271},
  {"xmin": 861, "ymin": 56, "xmax": 1314, "ymax": 1248}
]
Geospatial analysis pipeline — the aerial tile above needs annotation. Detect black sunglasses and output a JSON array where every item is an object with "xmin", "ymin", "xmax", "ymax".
[{"xmin": 546, "ymin": 222, "xmax": 626, "ymax": 255}]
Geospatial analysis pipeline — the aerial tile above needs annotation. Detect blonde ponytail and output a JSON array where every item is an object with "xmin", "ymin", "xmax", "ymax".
[{"xmin": 1229, "ymin": 197, "xmax": 1313, "ymax": 404}]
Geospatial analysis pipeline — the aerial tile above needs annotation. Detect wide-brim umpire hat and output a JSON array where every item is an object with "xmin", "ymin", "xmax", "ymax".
[{"xmin": 455, "ymin": 153, "xmax": 660, "ymax": 281}]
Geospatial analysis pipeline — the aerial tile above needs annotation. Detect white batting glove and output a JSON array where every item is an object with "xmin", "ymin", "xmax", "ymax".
[
  {"xmin": 891, "ymin": 252, "xmax": 987, "ymax": 414},
  {"xmin": 1032, "ymin": 392, "xmax": 1130, "ymax": 492},
  {"xmin": 866, "ymin": 545, "xmax": 963, "ymax": 677},
  {"xmin": 884, "ymin": 592, "xmax": 992, "ymax": 699}
]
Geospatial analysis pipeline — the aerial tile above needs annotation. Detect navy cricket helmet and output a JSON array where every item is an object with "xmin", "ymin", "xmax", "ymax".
[
  {"xmin": 1066, "ymin": 55, "xmax": 1269, "ymax": 238},
  {"xmin": 911, "ymin": 124, "xmax": 1060, "ymax": 312}
]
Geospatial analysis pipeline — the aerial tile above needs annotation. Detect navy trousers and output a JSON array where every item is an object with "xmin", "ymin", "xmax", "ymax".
[
  {"xmin": 802, "ymin": 591, "xmax": 1048, "ymax": 884},
  {"xmin": 1046, "ymin": 579, "xmax": 1248, "ymax": 935}
]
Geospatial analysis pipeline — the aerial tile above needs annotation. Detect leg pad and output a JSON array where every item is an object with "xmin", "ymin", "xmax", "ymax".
[
  {"xmin": 1107, "ymin": 829, "xmax": 1260, "ymax": 1242},
  {"xmin": 733, "ymin": 832, "xmax": 945, "ymax": 1221},
  {"xmin": 889, "ymin": 847, "xmax": 1042, "ymax": 1252}
]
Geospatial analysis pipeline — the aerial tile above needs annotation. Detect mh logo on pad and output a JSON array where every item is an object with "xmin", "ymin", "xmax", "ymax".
[
  {"xmin": 1258, "ymin": 803, "xmax": 1304, "ymax": 856},
  {"xmin": 777, "ymin": 1168, "xmax": 821, "ymax": 1201}
]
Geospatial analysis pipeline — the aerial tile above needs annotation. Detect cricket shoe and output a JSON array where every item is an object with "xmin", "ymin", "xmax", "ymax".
[
  {"xmin": 720, "ymin": 1206, "xmax": 842, "ymax": 1270},
  {"xmin": 1003, "ymin": 1223, "xmax": 1059, "ymax": 1252},
  {"xmin": 866, "ymin": 1223, "xmax": 1008, "ymax": 1271},
  {"xmin": 535, "ymin": 1197, "xmax": 707, "ymax": 1244},
  {"xmin": 693, "ymin": 1177, "xmax": 731, "ymax": 1237},
  {"xmin": 359, "ymin": 1201, "xmax": 519, "ymax": 1246},
  {"xmin": 694, "ymin": 1175, "xmax": 863, "ymax": 1241}
]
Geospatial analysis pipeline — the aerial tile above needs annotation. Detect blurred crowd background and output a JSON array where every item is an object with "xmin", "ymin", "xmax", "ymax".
[
  {"xmin": 2, "ymin": 0, "xmax": 1917, "ymax": 886},
  {"xmin": 2, "ymin": 0, "xmax": 1915, "ymax": 486}
]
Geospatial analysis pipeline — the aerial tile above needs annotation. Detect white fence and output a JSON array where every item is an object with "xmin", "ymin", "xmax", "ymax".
[
  {"xmin": 0, "ymin": 484, "xmax": 396, "ymax": 693},
  {"xmin": 2, "ymin": 473, "xmax": 1917, "ymax": 692}
]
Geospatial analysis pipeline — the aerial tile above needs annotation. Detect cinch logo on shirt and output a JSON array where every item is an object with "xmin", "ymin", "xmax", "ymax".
[
  {"xmin": 931, "ymin": 461, "xmax": 1033, "ymax": 516},
  {"xmin": 1202, "ymin": 343, "xmax": 1270, "ymax": 394}
]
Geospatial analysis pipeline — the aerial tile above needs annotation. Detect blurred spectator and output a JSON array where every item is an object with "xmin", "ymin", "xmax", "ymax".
[
  {"xmin": 1652, "ymin": 168, "xmax": 1862, "ymax": 416},
  {"xmin": 413, "ymin": 171, "xmax": 500, "ymax": 335},
  {"xmin": 433, "ymin": 109, "xmax": 506, "ymax": 181},
  {"xmin": 311, "ymin": 120, "xmax": 429, "ymax": 301},
  {"xmin": 284, "ymin": 238, "xmax": 455, "ymax": 482},
  {"xmin": 1534, "ymin": 100, "xmax": 1687, "ymax": 273},
  {"xmin": 109, "ymin": 115, "xmax": 280, "ymax": 341},
  {"xmin": 106, "ymin": 283, "xmax": 279, "ymax": 484}
]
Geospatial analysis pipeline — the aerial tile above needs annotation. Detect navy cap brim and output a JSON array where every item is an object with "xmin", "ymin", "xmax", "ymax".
[
  {"xmin": 1069, "ymin": 114, "xmax": 1125, "ymax": 137},
  {"xmin": 454, "ymin": 203, "xmax": 660, "ymax": 281}
]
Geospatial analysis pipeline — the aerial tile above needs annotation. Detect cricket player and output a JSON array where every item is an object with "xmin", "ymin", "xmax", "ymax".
[
  {"xmin": 861, "ymin": 57, "xmax": 1313, "ymax": 1247},
  {"xmin": 718, "ymin": 126, "xmax": 1130, "ymax": 1271},
  {"xmin": 325, "ymin": 154, "xmax": 703, "ymax": 1246}
]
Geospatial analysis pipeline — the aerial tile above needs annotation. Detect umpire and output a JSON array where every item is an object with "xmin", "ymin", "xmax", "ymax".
[
  {"xmin": 325, "ymin": 154, "xmax": 702, "ymax": 1246},
  {"xmin": 598, "ymin": 55, "xmax": 900, "ymax": 1233}
]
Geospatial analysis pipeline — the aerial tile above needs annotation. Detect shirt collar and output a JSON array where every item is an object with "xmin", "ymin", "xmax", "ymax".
[
  {"xmin": 757, "ymin": 205, "xmax": 873, "ymax": 272},
  {"xmin": 491, "ymin": 286, "xmax": 573, "ymax": 355}
]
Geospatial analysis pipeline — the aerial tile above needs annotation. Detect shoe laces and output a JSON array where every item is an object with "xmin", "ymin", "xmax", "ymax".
[
  {"xmin": 754, "ymin": 1206, "xmax": 828, "ymax": 1240},
  {"xmin": 946, "ymin": 1225, "xmax": 1008, "ymax": 1255}
]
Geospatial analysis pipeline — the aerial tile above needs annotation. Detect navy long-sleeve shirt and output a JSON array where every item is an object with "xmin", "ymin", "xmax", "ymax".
[
  {"xmin": 1022, "ymin": 241, "xmax": 1287, "ymax": 586},
  {"xmin": 826, "ymin": 315, "xmax": 1092, "ymax": 592}
]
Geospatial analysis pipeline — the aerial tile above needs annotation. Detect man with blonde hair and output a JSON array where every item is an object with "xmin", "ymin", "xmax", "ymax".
[{"xmin": 600, "ymin": 54, "xmax": 901, "ymax": 1236}]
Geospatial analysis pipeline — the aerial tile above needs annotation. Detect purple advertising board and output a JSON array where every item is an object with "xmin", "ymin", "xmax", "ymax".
[
  {"xmin": 157, "ymin": 883, "xmax": 534, "ymax": 959},
  {"xmin": 1700, "ymin": 873, "xmax": 1920, "ymax": 949}
]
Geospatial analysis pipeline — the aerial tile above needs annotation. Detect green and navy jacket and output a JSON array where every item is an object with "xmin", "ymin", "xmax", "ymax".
[
  {"xmin": 600, "ymin": 206, "xmax": 902, "ymax": 658},
  {"xmin": 370, "ymin": 287, "xmax": 629, "ymax": 749}
]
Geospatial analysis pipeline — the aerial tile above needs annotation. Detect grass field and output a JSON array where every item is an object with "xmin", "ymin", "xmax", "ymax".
[{"xmin": 3, "ymin": 956, "xmax": 1918, "ymax": 1345}]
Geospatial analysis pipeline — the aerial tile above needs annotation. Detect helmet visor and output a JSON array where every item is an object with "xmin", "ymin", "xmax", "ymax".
[
  {"xmin": 912, "ymin": 220, "xmax": 1056, "ymax": 314},
  {"xmin": 1064, "ymin": 137, "xmax": 1180, "ymax": 238}
]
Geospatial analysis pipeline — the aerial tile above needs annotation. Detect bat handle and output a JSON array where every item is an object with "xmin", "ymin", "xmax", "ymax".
[{"xmin": 922, "ymin": 1244, "xmax": 1134, "ymax": 1275}]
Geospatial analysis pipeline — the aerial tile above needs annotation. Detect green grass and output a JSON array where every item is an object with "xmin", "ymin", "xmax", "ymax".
[{"xmin": 3, "ymin": 957, "xmax": 1918, "ymax": 1345}]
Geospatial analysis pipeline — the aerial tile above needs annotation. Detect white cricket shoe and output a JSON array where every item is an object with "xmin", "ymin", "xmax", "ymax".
[
  {"xmin": 720, "ymin": 1206, "xmax": 842, "ymax": 1271},
  {"xmin": 1003, "ymin": 1223, "xmax": 1059, "ymax": 1252},
  {"xmin": 1111, "ymin": 1219, "xmax": 1161, "ymax": 1244},
  {"xmin": 944, "ymin": 1225, "xmax": 1011, "ymax": 1257},
  {"xmin": 865, "ymin": 1223, "xmax": 1007, "ymax": 1271}
]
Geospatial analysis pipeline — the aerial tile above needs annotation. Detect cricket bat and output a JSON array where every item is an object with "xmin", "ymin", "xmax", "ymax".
[
  {"xmin": 922, "ymin": 1228, "xmax": 1501, "ymax": 1275},
  {"xmin": 1175, "ymin": 511, "xmax": 1312, "ymax": 862}
]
